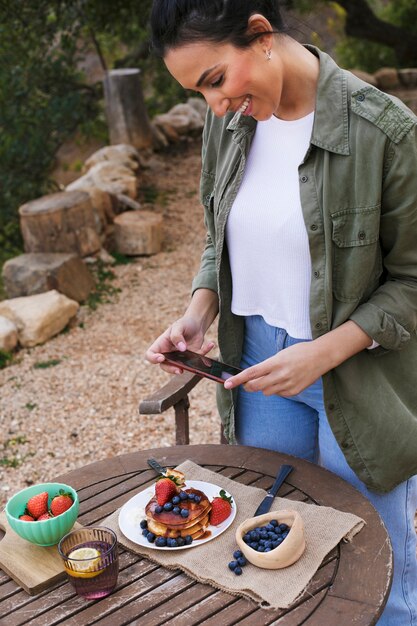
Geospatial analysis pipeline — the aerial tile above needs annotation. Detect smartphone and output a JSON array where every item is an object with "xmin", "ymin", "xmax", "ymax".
[{"xmin": 162, "ymin": 349, "xmax": 242, "ymax": 383}]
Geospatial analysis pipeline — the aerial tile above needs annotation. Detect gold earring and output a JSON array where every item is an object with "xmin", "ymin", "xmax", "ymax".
[{"xmin": 266, "ymin": 49, "xmax": 272, "ymax": 61}]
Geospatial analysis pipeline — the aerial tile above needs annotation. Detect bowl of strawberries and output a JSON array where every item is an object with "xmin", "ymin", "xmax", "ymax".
[{"xmin": 5, "ymin": 482, "xmax": 79, "ymax": 546}]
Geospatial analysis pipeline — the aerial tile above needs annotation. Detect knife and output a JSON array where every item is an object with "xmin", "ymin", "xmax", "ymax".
[
  {"xmin": 147, "ymin": 458, "xmax": 167, "ymax": 476},
  {"xmin": 254, "ymin": 464, "xmax": 294, "ymax": 517}
]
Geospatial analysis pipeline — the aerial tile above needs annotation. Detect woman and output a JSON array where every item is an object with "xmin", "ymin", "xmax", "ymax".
[{"xmin": 146, "ymin": 2, "xmax": 417, "ymax": 623}]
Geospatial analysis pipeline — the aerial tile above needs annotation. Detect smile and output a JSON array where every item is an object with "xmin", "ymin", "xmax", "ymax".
[{"xmin": 238, "ymin": 96, "xmax": 251, "ymax": 115}]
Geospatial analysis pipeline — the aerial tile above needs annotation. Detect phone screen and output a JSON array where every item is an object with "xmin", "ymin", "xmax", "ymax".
[{"xmin": 162, "ymin": 350, "xmax": 242, "ymax": 383}]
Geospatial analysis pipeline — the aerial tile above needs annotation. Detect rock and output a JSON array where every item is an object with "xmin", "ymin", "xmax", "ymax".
[
  {"xmin": 0, "ymin": 316, "xmax": 18, "ymax": 352},
  {"xmin": 113, "ymin": 211, "xmax": 163, "ymax": 256},
  {"xmin": 374, "ymin": 67, "xmax": 400, "ymax": 90},
  {"xmin": 398, "ymin": 69, "xmax": 417, "ymax": 88},
  {"xmin": 19, "ymin": 190, "xmax": 102, "ymax": 257},
  {"xmin": 154, "ymin": 103, "xmax": 204, "ymax": 136},
  {"xmin": 187, "ymin": 97, "xmax": 207, "ymax": 121},
  {"xmin": 349, "ymin": 69, "xmax": 378, "ymax": 87},
  {"xmin": 67, "ymin": 162, "xmax": 138, "ymax": 200},
  {"xmin": 83, "ymin": 144, "xmax": 140, "ymax": 173},
  {"xmin": 153, "ymin": 119, "xmax": 181, "ymax": 144},
  {"xmin": 2, "ymin": 253, "xmax": 94, "ymax": 303},
  {"xmin": 0, "ymin": 290, "xmax": 79, "ymax": 348}
]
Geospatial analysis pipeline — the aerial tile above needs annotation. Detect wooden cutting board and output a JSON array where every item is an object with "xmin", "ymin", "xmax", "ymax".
[{"xmin": 0, "ymin": 511, "xmax": 82, "ymax": 595}]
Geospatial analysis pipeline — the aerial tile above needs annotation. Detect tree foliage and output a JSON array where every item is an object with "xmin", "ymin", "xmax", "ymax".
[
  {"xmin": 0, "ymin": 0, "xmax": 183, "ymax": 271},
  {"xmin": 292, "ymin": 0, "xmax": 417, "ymax": 70}
]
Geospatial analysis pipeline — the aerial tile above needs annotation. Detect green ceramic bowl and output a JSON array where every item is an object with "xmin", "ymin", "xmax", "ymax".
[{"xmin": 5, "ymin": 482, "xmax": 79, "ymax": 546}]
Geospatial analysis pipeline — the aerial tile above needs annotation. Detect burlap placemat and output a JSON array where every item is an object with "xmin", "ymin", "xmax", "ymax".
[{"xmin": 103, "ymin": 460, "xmax": 364, "ymax": 610}]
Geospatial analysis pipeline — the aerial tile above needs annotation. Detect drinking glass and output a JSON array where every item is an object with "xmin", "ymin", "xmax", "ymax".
[{"xmin": 58, "ymin": 527, "xmax": 119, "ymax": 599}]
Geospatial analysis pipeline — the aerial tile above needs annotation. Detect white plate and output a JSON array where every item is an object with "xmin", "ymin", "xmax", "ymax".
[{"xmin": 118, "ymin": 480, "xmax": 237, "ymax": 550}]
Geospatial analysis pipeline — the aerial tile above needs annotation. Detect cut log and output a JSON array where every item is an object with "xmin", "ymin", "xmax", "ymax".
[
  {"xmin": 113, "ymin": 211, "xmax": 163, "ymax": 256},
  {"xmin": 2, "ymin": 253, "xmax": 94, "ymax": 303},
  {"xmin": 103, "ymin": 69, "xmax": 154, "ymax": 150},
  {"xmin": 19, "ymin": 191, "xmax": 101, "ymax": 257}
]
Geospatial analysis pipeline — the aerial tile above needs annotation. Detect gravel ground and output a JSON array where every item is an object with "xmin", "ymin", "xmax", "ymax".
[{"xmin": 0, "ymin": 139, "xmax": 220, "ymax": 506}]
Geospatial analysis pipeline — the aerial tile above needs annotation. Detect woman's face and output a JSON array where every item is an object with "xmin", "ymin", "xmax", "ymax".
[{"xmin": 164, "ymin": 39, "xmax": 282, "ymax": 121}]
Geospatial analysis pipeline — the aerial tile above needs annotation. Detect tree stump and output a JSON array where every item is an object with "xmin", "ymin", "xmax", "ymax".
[
  {"xmin": 113, "ymin": 211, "xmax": 163, "ymax": 256},
  {"xmin": 103, "ymin": 69, "xmax": 154, "ymax": 150},
  {"xmin": 19, "ymin": 190, "xmax": 102, "ymax": 257}
]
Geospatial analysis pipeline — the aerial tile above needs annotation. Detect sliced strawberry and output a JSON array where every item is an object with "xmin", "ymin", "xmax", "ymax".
[
  {"xmin": 155, "ymin": 476, "xmax": 179, "ymax": 506},
  {"xmin": 50, "ymin": 490, "xmax": 74, "ymax": 516},
  {"xmin": 27, "ymin": 491, "xmax": 49, "ymax": 519},
  {"xmin": 209, "ymin": 490, "xmax": 233, "ymax": 526}
]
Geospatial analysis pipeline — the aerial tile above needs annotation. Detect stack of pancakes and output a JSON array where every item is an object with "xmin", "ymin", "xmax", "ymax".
[{"xmin": 145, "ymin": 487, "xmax": 212, "ymax": 540}]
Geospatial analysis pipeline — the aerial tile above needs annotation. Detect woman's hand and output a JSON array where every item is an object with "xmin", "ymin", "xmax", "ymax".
[
  {"xmin": 224, "ymin": 341, "xmax": 327, "ymax": 396},
  {"xmin": 146, "ymin": 315, "xmax": 215, "ymax": 375},
  {"xmin": 145, "ymin": 288, "xmax": 219, "ymax": 375},
  {"xmin": 224, "ymin": 320, "xmax": 373, "ymax": 396}
]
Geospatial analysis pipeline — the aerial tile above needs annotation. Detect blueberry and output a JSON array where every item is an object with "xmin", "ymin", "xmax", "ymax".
[
  {"xmin": 234, "ymin": 566, "xmax": 243, "ymax": 575},
  {"xmin": 184, "ymin": 535, "xmax": 193, "ymax": 545},
  {"xmin": 163, "ymin": 502, "xmax": 174, "ymax": 511},
  {"xmin": 155, "ymin": 536, "xmax": 167, "ymax": 547},
  {"xmin": 250, "ymin": 531, "xmax": 260, "ymax": 542},
  {"xmin": 180, "ymin": 508, "xmax": 189, "ymax": 518},
  {"xmin": 237, "ymin": 556, "xmax": 247, "ymax": 566},
  {"xmin": 188, "ymin": 493, "xmax": 195, "ymax": 500},
  {"xmin": 228, "ymin": 560, "xmax": 238, "ymax": 571},
  {"xmin": 279, "ymin": 523, "xmax": 289, "ymax": 532},
  {"xmin": 194, "ymin": 495, "xmax": 201, "ymax": 503},
  {"xmin": 270, "ymin": 519, "xmax": 278, "ymax": 527},
  {"xmin": 282, "ymin": 531, "xmax": 289, "ymax": 539},
  {"xmin": 146, "ymin": 532, "xmax": 156, "ymax": 543},
  {"xmin": 249, "ymin": 542, "xmax": 259, "ymax": 550},
  {"xmin": 171, "ymin": 539, "xmax": 179, "ymax": 547},
  {"xmin": 243, "ymin": 533, "xmax": 251, "ymax": 543},
  {"xmin": 171, "ymin": 496, "xmax": 180, "ymax": 505},
  {"xmin": 260, "ymin": 531, "xmax": 268, "ymax": 540},
  {"xmin": 166, "ymin": 538, "xmax": 174, "ymax": 547},
  {"xmin": 264, "ymin": 541, "xmax": 272, "ymax": 550},
  {"xmin": 264, "ymin": 547, "xmax": 272, "ymax": 552},
  {"xmin": 140, "ymin": 519, "xmax": 148, "ymax": 529},
  {"xmin": 265, "ymin": 523, "xmax": 275, "ymax": 532},
  {"xmin": 173, "ymin": 506, "xmax": 181, "ymax": 514},
  {"xmin": 155, "ymin": 505, "xmax": 163, "ymax": 514},
  {"xmin": 233, "ymin": 550, "xmax": 243, "ymax": 559},
  {"xmin": 271, "ymin": 541, "xmax": 280, "ymax": 549},
  {"xmin": 179, "ymin": 491, "xmax": 188, "ymax": 500},
  {"xmin": 142, "ymin": 528, "xmax": 149, "ymax": 537},
  {"xmin": 176, "ymin": 537, "xmax": 185, "ymax": 547},
  {"xmin": 268, "ymin": 532, "xmax": 278, "ymax": 541},
  {"xmin": 257, "ymin": 545, "xmax": 265, "ymax": 552}
]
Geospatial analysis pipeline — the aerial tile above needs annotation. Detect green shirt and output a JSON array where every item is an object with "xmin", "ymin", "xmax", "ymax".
[{"xmin": 192, "ymin": 46, "xmax": 417, "ymax": 493}]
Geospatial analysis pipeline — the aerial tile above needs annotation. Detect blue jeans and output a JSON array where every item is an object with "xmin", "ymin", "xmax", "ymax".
[{"xmin": 235, "ymin": 315, "xmax": 417, "ymax": 626}]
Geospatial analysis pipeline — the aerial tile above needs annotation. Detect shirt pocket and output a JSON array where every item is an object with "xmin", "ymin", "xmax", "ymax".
[{"xmin": 331, "ymin": 205, "xmax": 382, "ymax": 302}]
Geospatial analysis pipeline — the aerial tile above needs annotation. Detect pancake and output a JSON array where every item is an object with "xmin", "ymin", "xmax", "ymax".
[{"xmin": 145, "ymin": 487, "xmax": 212, "ymax": 539}]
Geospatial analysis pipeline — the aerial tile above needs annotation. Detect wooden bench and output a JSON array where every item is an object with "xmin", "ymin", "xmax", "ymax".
[{"xmin": 139, "ymin": 372, "xmax": 228, "ymax": 445}]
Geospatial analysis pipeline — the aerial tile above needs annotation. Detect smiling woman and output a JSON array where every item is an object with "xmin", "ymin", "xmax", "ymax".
[{"xmin": 145, "ymin": 2, "xmax": 417, "ymax": 624}]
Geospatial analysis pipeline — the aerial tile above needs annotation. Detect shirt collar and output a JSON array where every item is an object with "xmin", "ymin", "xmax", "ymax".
[{"xmin": 227, "ymin": 45, "xmax": 350, "ymax": 156}]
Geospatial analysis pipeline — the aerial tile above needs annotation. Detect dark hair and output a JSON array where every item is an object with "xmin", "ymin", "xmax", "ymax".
[{"xmin": 150, "ymin": 0, "xmax": 285, "ymax": 57}]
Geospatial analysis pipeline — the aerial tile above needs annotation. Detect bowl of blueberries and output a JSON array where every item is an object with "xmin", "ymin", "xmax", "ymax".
[{"xmin": 235, "ymin": 510, "xmax": 305, "ymax": 569}]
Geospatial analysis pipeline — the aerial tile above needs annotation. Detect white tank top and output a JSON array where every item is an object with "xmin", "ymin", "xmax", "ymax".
[{"xmin": 225, "ymin": 111, "xmax": 314, "ymax": 339}]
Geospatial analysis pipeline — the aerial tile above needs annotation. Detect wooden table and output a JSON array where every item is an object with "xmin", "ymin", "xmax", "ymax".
[{"xmin": 0, "ymin": 444, "xmax": 392, "ymax": 625}]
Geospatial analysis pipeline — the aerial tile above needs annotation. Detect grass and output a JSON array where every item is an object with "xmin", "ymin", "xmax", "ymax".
[
  {"xmin": 0, "ymin": 435, "xmax": 33, "ymax": 469},
  {"xmin": 0, "ymin": 350, "xmax": 13, "ymax": 369},
  {"xmin": 33, "ymin": 359, "xmax": 61, "ymax": 369},
  {"xmin": 86, "ymin": 260, "xmax": 121, "ymax": 311}
]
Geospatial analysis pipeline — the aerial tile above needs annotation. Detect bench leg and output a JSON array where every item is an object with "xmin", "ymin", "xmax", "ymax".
[{"xmin": 174, "ymin": 397, "xmax": 190, "ymax": 445}]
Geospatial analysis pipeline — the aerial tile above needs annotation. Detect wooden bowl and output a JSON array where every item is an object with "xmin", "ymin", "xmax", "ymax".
[{"xmin": 235, "ymin": 510, "xmax": 306, "ymax": 569}]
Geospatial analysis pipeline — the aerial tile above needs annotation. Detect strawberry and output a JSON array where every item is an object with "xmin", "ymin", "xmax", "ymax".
[
  {"xmin": 27, "ymin": 491, "xmax": 48, "ymax": 519},
  {"xmin": 155, "ymin": 476, "xmax": 180, "ymax": 506},
  {"xmin": 209, "ymin": 490, "xmax": 233, "ymax": 526},
  {"xmin": 19, "ymin": 514, "xmax": 35, "ymax": 522},
  {"xmin": 50, "ymin": 490, "xmax": 74, "ymax": 516},
  {"xmin": 37, "ymin": 512, "xmax": 52, "ymax": 521}
]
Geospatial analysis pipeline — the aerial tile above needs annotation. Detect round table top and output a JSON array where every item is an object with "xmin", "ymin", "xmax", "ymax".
[{"xmin": 1, "ymin": 444, "xmax": 392, "ymax": 625}]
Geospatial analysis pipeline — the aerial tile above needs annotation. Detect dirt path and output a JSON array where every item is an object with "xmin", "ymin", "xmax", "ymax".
[{"xmin": 0, "ymin": 139, "xmax": 220, "ymax": 506}]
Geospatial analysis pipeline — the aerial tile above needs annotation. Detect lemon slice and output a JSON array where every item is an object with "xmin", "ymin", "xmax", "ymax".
[{"xmin": 66, "ymin": 547, "xmax": 103, "ymax": 579}]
